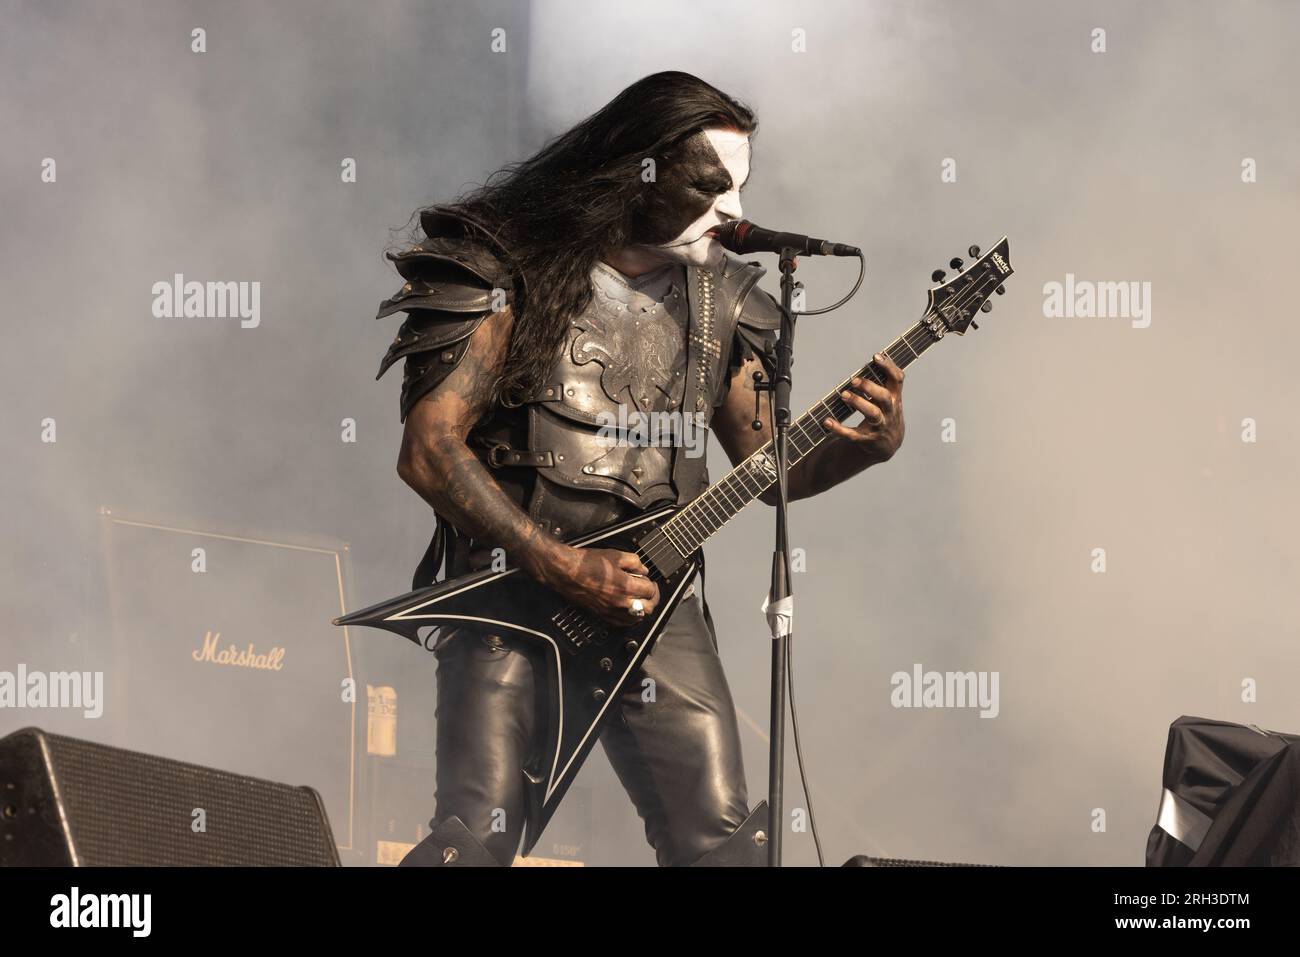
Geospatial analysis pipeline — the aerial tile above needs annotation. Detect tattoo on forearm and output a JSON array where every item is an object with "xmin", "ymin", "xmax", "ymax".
[
  {"xmin": 398, "ymin": 308, "xmax": 552, "ymax": 569},
  {"xmin": 420, "ymin": 437, "xmax": 548, "ymax": 561}
]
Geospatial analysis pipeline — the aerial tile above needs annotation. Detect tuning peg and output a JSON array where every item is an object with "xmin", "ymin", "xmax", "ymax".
[
  {"xmin": 980, "ymin": 301, "xmax": 993, "ymax": 313},
  {"xmin": 996, "ymin": 285, "xmax": 1005, "ymax": 295},
  {"xmin": 970, "ymin": 321, "xmax": 979, "ymax": 330},
  {"xmin": 967, "ymin": 245, "xmax": 980, "ymax": 258},
  {"xmin": 949, "ymin": 257, "xmax": 964, "ymax": 270},
  {"xmin": 931, "ymin": 269, "xmax": 946, "ymax": 283}
]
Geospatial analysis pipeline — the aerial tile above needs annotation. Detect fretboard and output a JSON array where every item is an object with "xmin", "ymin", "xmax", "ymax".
[{"xmin": 643, "ymin": 319, "xmax": 941, "ymax": 565}]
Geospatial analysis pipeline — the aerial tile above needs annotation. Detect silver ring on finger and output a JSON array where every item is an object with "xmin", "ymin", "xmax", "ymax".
[{"xmin": 628, "ymin": 598, "xmax": 646, "ymax": 619}]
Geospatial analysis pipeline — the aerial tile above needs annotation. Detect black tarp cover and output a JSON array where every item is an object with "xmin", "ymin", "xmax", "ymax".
[{"xmin": 1146, "ymin": 715, "xmax": 1300, "ymax": 866}]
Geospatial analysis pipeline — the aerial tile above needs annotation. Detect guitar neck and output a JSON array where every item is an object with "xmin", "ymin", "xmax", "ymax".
[{"xmin": 648, "ymin": 318, "xmax": 941, "ymax": 562}]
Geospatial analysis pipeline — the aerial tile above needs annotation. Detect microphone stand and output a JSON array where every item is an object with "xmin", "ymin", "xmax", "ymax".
[{"xmin": 758, "ymin": 247, "xmax": 801, "ymax": 866}]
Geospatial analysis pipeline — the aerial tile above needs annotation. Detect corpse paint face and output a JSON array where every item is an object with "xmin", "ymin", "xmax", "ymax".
[{"xmin": 631, "ymin": 127, "xmax": 750, "ymax": 268}]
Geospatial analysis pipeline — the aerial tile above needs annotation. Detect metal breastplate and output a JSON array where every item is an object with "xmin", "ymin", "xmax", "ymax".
[
  {"xmin": 462, "ymin": 255, "xmax": 763, "ymax": 554},
  {"xmin": 392, "ymin": 225, "xmax": 780, "ymax": 582},
  {"xmin": 526, "ymin": 263, "xmax": 694, "ymax": 522}
]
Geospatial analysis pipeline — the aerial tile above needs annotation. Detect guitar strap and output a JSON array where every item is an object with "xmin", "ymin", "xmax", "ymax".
[
  {"xmin": 411, "ymin": 517, "xmax": 445, "ymax": 590},
  {"xmin": 697, "ymin": 550, "xmax": 720, "ymax": 653},
  {"xmin": 671, "ymin": 263, "xmax": 716, "ymax": 503}
]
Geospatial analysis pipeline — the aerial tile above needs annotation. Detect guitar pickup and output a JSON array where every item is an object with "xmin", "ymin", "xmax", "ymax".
[{"xmin": 551, "ymin": 606, "xmax": 609, "ymax": 654}]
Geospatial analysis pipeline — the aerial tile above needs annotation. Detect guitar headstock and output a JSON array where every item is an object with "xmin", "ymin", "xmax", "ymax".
[{"xmin": 924, "ymin": 237, "xmax": 1012, "ymax": 336}]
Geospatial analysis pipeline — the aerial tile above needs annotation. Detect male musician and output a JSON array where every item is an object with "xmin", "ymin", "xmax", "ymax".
[{"xmin": 378, "ymin": 72, "xmax": 904, "ymax": 866}]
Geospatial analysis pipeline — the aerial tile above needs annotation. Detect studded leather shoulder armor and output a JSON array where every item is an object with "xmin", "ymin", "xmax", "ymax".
[
  {"xmin": 374, "ymin": 210, "xmax": 511, "ymax": 422},
  {"xmin": 728, "ymin": 277, "xmax": 783, "ymax": 383}
]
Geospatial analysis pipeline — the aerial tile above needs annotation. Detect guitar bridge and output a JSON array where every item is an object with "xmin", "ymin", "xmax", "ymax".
[{"xmin": 551, "ymin": 606, "xmax": 609, "ymax": 654}]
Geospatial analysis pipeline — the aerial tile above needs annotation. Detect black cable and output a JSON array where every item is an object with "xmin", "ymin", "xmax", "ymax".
[
  {"xmin": 765, "ymin": 385, "xmax": 825, "ymax": 867},
  {"xmin": 787, "ymin": 627, "xmax": 825, "ymax": 865},
  {"xmin": 791, "ymin": 251, "xmax": 866, "ymax": 316}
]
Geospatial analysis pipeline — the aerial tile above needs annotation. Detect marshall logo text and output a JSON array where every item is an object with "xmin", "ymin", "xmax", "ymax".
[{"xmin": 192, "ymin": 631, "xmax": 286, "ymax": 671}]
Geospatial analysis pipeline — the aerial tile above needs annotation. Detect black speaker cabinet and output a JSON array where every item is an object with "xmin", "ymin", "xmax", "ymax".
[
  {"xmin": 842, "ymin": 855, "xmax": 998, "ymax": 867},
  {"xmin": 0, "ymin": 727, "xmax": 339, "ymax": 866}
]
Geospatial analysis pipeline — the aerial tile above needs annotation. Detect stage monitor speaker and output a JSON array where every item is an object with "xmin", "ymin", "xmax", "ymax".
[
  {"xmin": 843, "ymin": 855, "xmax": 998, "ymax": 867},
  {"xmin": 0, "ymin": 727, "xmax": 340, "ymax": 866}
]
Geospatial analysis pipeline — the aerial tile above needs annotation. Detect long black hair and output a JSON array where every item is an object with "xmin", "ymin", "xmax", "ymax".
[{"xmin": 412, "ymin": 71, "xmax": 757, "ymax": 407}]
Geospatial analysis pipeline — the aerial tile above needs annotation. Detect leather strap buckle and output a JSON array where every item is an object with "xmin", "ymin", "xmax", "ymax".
[{"xmin": 487, "ymin": 443, "xmax": 555, "ymax": 469}]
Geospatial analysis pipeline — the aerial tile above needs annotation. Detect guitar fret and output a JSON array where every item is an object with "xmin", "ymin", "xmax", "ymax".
[
  {"xmin": 697, "ymin": 493, "xmax": 719, "ymax": 525},
  {"xmin": 712, "ymin": 485, "xmax": 737, "ymax": 523},
  {"xmin": 659, "ymin": 317, "xmax": 950, "ymax": 556},
  {"xmin": 677, "ymin": 510, "xmax": 704, "ymax": 550},
  {"xmin": 725, "ymin": 480, "xmax": 745, "ymax": 511},
  {"xmin": 710, "ymin": 484, "xmax": 734, "ymax": 520},
  {"xmin": 691, "ymin": 505, "xmax": 712, "ymax": 540},
  {"xmin": 698, "ymin": 489, "xmax": 726, "ymax": 528},
  {"xmin": 660, "ymin": 522, "xmax": 691, "ymax": 553},
  {"xmin": 718, "ymin": 478, "xmax": 744, "ymax": 512},
  {"xmin": 730, "ymin": 473, "xmax": 757, "ymax": 505},
  {"xmin": 688, "ymin": 506, "xmax": 710, "ymax": 540}
]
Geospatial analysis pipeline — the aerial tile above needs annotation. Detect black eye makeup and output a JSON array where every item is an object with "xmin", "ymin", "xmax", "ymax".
[
  {"xmin": 692, "ymin": 176, "xmax": 732, "ymax": 195},
  {"xmin": 628, "ymin": 130, "xmax": 748, "ymax": 246}
]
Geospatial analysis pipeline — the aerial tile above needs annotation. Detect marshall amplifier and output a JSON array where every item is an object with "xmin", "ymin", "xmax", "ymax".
[
  {"xmin": 0, "ymin": 727, "xmax": 340, "ymax": 866},
  {"xmin": 96, "ymin": 509, "xmax": 362, "ymax": 858}
]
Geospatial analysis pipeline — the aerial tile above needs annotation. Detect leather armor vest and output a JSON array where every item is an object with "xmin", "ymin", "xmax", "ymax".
[
  {"xmin": 375, "ymin": 210, "xmax": 781, "ymax": 582},
  {"xmin": 523, "ymin": 262, "xmax": 699, "ymax": 511}
]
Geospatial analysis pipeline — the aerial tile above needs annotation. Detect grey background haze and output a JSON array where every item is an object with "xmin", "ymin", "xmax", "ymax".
[{"xmin": 3, "ymin": 0, "xmax": 1298, "ymax": 865}]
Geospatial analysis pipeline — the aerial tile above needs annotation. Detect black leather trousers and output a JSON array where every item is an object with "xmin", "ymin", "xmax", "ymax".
[{"xmin": 428, "ymin": 591, "xmax": 750, "ymax": 866}]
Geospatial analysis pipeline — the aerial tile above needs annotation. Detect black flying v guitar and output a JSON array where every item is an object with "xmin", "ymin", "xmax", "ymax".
[{"xmin": 335, "ymin": 237, "xmax": 1014, "ymax": 855}]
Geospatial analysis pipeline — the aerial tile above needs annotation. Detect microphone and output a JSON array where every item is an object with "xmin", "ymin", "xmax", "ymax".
[{"xmin": 709, "ymin": 219, "xmax": 861, "ymax": 257}]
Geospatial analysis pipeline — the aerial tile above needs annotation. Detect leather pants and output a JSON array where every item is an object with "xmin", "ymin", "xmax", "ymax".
[{"xmin": 428, "ymin": 590, "xmax": 750, "ymax": 866}]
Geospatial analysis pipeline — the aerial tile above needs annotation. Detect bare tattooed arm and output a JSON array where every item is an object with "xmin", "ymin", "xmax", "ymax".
[
  {"xmin": 711, "ymin": 351, "xmax": 906, "ymax": 504},
  {"xmin": 397, "ymin": 308, "xmax": 553, "ymax": 573},
  {"xmin": 395, "ymin": 308, "xmax": 658, "ymax": 624}
]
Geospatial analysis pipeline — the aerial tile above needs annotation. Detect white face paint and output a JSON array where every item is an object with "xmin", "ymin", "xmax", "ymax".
[{"xmin": 644, "ymin": 126, "xmax": 750, "ymax": 269}]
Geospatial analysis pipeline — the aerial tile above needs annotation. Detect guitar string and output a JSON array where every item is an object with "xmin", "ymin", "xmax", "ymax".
[
  {"xmin": 637, "ymin": 342, "xmax": 913, "ymax": 569},
  {"xmin": 636, "ymin": 267, "xmax": 1002, "ymax": 571},
  {"xmin": 640, "ymin": 320, "xmax": 940, "ymax": 568},
  {"xmin": 639, "ymin": 283, "xmax": 993, "ymax": 570}
]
